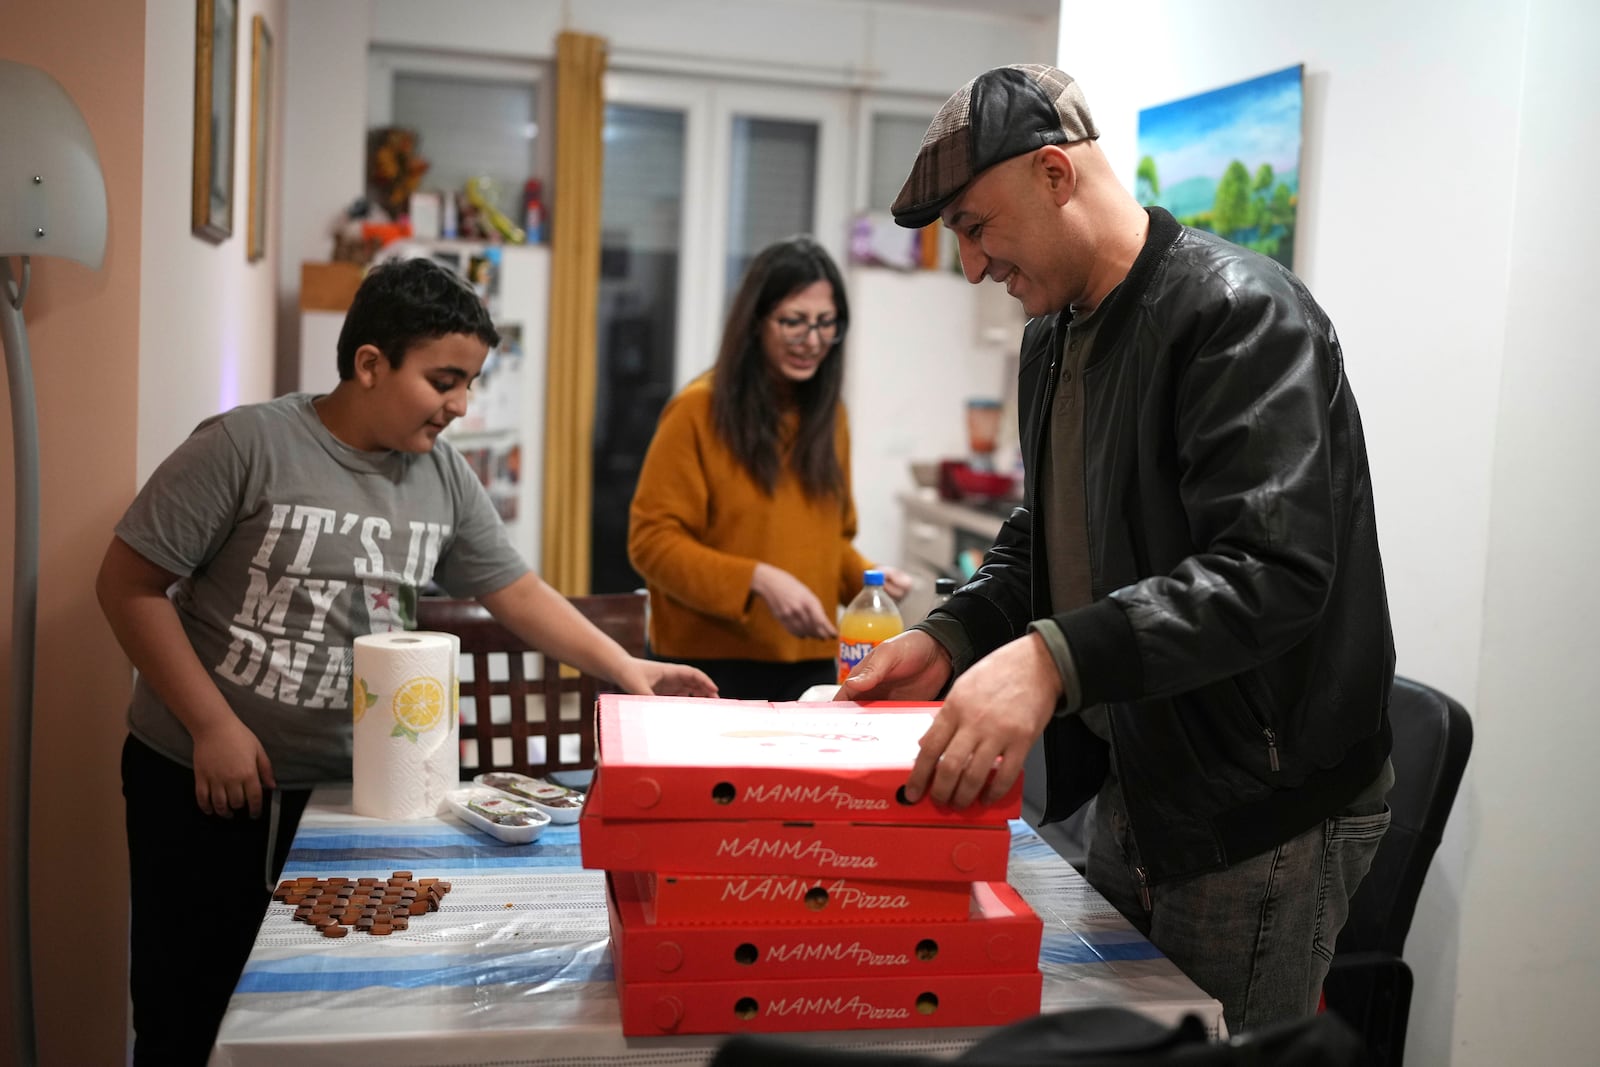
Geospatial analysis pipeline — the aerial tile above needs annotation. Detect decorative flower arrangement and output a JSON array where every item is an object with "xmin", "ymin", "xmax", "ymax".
[{"xmin": 367, "ymin": 126, "xmax": 430, "ymax": 218}]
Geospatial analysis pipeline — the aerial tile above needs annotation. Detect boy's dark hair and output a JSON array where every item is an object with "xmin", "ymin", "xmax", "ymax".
[
  {"xmin": 711, "ymin": 236, "xmax": 849, "ymax": 499},
  {"xmin": 336, "ymin": 257, "xmax": 500, "ymax": 379}
]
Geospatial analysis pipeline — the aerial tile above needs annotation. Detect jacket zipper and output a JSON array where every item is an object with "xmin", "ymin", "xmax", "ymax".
[
  {"xmin": 1104, "ymin": 710, "xmax": 1154, "ymax": 915},
  {"xmin": 1028, "ymin": 323, "xmax": 1064, "ymax": 520},
  {"xmin": 1235, "ymin": 674, "xmax": 1280, "ymax": 774},
  {"xmin": 1035, "ymin": 321, "xmax": 1081, "ymax": 827},
  {"xmin": 1035, "ymin": 325, "xmax": 1066, "ymax": 823}
]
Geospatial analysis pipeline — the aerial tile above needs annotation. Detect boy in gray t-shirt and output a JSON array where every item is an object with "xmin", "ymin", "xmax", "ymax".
[{"xmin": 98, "ymin": 258, "xmax": 716, "ymax": 1066}]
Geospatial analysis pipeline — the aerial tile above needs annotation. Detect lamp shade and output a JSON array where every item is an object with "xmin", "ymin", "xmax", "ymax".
[{"xmin": 0, "ymin": 60, "xmax": 107, "ymax": 268}]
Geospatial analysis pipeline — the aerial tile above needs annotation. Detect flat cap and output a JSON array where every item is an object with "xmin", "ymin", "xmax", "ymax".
[{"xmin": 891, "ymin": 65, "xmax": 1099, "ymax": 228}]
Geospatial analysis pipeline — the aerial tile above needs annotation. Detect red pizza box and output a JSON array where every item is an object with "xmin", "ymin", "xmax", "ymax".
[
  {"xmin": 615, "ymin": 968, "xmax": 1043, "ymax": 1036},
  {"xmin": 645, "ymin": 871, "xmax": 973, "ymax": 925},
  {"xmin": 610, "ymin": 873, "xmax": 1042, "ymax": 982},
  {"xmin": 592, "ymin": 695, "xmax": 1021, "ymax": 825},
  {"xmin": 580, "ymin": 771, "xmax": 1010, "ymax": 881}
]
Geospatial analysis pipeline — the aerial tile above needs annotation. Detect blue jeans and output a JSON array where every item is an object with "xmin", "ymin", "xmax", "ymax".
[{"xmin": 1085, "ymin": 773, "xmax": 1389, "ymax": 1036}]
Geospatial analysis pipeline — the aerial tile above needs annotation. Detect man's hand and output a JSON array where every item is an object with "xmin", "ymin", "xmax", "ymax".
[
  {"xmin": 190, "ymin": 716, "xmax": 276, "ymax": 818},
  {"xmin": 904, "ymin": 631, "xmax": 1062, "ymax": 808},
  {"xmin": 752, "ymin": 562, "xmax": 837, "ymax": 639},
  {"xmin": 835, "ymin": 629, "xmax": 952, "ymax": 702},
  {"xmin": 626, "ymin": 658, "xmax": 719, "ymax": 698}
]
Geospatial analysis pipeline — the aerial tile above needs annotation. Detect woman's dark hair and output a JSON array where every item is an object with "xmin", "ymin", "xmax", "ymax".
[
  {"xmin": 711, "ymin": 236, "xmax": 850, "ymax": 499},
  {"xmin": 335, "ymin": 257, "xmax": 500, "ymax": 379}
]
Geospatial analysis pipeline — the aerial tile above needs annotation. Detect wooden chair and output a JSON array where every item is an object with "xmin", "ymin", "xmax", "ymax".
[{"xmin": 415, "ymin": 592, "xmax": 646, "ymax": 780}]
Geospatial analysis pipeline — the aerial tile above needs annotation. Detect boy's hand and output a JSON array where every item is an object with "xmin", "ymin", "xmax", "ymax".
[
  {"xmin": 190, "ymin": 717, "xmax": 277, "ymax": 818},
  {"xmin": 625, "ymin": 658, "xmax": 719, "ymax": 698}
]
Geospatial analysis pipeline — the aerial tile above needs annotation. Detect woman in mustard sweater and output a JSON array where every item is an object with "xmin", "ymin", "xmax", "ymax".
[{"xmin": 629, "ymin": 237, "xmax": 909, "ymax": 700}]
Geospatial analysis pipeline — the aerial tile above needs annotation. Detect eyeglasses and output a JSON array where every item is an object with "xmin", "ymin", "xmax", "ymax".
[{"xmin": 771, "ymin": 314, "xmax": 844, "ymax": 348}]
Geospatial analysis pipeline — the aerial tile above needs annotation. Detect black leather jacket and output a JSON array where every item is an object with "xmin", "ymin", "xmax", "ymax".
[{"xmin": 931, "ymin": 208, "xmax": 1394, "ymax": 883}]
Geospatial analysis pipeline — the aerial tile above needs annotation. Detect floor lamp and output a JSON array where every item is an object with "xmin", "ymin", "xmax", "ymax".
[{"xmin": 0, "ymin": 59, "xmax": 108, "ymax": 1067}]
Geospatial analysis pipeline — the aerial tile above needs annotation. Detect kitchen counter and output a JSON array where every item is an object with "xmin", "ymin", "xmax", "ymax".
[{"xmin": 897, "ymin": 489, "xmax": 1018, "ymax": 622}]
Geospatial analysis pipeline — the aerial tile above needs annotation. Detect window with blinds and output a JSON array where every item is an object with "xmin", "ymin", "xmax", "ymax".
[
  {"xmin": 391, "ymin": 72, "xmax": 540, "ymax": 224},
  {"xmin": 724, "ymin": 117, "xmax": 818, "ymax": 307},
  {"xmin": 868, "ymin": 113, "xmax": 934, "ymax": 212}
]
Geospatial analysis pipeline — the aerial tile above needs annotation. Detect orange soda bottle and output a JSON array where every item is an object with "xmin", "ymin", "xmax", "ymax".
[{"xmin": 838, "ymin": 569, "xmax": 904, "ymax": 684}]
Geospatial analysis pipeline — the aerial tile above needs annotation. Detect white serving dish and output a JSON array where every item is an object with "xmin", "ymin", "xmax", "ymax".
[
  {"xmin": 445, "ymin": 787, "xmax": 551, "ymax": 845},
  {"xmin": 473, "ymin": 772, "xmax": 586, "ymax": 824}
]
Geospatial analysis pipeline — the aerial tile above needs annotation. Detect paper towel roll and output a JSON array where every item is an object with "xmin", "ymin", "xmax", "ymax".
[{"xmin": 351, "ymin": 631, "xmax": 461, "ymax": 819}]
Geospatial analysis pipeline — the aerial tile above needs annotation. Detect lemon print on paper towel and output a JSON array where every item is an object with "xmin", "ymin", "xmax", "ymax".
[
  {"xmin": 353, "ymin": 678, "xmax": 376, "ymax": 723},
  {"xmin": 391, "ymin": 675, "xmax": 446, "ymax": 742}
]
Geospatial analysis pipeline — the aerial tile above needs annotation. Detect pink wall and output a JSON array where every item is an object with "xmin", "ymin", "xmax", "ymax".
[{"xmin": 0, "ymin": 2, "xmax": 146, "ymax": 1064}]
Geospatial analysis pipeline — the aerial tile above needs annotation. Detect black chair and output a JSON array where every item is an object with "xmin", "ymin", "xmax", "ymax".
[{"xmin": 1322, "ymin": 675, "xmax": 1473, "ymax": 1067}]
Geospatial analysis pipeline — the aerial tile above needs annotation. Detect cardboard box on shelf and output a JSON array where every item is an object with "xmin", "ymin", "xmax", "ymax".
[{"xmin": 299, "ymin": 261, "xmax": 364, "ymax": 313}]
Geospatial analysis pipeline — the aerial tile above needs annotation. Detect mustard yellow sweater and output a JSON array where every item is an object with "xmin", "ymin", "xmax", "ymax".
[{"xmin": 628, "ymin": 376, "xmax": 871, "ymax": 663}]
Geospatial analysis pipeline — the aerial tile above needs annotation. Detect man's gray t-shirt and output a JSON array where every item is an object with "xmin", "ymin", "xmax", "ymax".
[{"xmin": 116, "ymin": 393, "xmax": 527, "ymax": 787}]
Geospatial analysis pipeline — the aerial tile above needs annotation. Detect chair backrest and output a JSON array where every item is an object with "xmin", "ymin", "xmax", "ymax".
[
  {"xmin": 1334, "ymin": 675, "xmax": 1473, "ymax": 958},
  {"xmin": 415, "ymin": 592, "xmax": 646, "ymax": 780}
]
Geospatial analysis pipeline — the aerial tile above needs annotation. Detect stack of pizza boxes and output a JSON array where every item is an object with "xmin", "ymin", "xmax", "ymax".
[{"xmin": 579, "ymin": 695, "xmax": 1043, "ymax": 1037}]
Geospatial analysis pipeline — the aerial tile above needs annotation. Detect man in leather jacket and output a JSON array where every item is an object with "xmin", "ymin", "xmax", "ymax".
[{"xmin": 840, "ymin": 65, "xmax": 1395, "ymax": 1035}]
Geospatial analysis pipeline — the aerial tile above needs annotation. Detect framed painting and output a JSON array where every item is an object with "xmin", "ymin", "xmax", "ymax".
[
  {"xmin": 192, "ymin": 0, "xmax": 239, "ymax": 243},
  {"xmin": 247, "ymin": 14, "xmax": 272, "ymax": 262},
  {"xmin": 1135, "ymin": 64, "xmax": 1304, "ymax": 270}
]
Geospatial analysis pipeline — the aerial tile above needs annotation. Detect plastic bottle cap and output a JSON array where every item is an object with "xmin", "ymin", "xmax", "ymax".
[{"xmin": 863, "ymin": 569, "xmax": 885, "ymax": 586}]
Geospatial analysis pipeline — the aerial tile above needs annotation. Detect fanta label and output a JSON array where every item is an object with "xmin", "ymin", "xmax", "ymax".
[{"xmin": 838, "ymin": 640, "xmax": 879, "ymax": 683}]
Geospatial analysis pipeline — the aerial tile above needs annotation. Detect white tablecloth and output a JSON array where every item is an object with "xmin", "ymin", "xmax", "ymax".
[{"xmin": 210, "ymin": 785, "xmax": 1221, "ymax": 1066}]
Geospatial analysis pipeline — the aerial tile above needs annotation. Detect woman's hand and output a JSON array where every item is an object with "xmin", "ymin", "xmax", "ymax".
[
  {"xmin": 189, "ymin": 716, "xmax": 276, "ymax": 818},
  {"xmin": 751, "ymin": 562, "xmax": 838, "ymax": 639},
  {"xmin": 880, "ymin": 566, "xmax": 914, "ymax": 601}
]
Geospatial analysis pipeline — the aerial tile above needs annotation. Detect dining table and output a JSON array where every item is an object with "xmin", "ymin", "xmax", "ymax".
[{"xmin": 208, "ymin": 784, "xmax": 1223, "ymax": 1066}]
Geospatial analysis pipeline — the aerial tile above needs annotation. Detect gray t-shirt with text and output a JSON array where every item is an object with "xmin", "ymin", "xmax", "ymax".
[{"xmin": 116, "ymin": 393, "xmax": 527, "ymax": 787}]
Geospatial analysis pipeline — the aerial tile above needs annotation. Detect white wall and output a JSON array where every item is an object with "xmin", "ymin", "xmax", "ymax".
[
  {"xmin": 1059, "ymin": 0, "xmax": 1598, "ymax": 1062},
  {"xmin": 140, "ymin": 0, "xmax": 288, "ymax": 480},
  {"xmin": 277, "ymin": 0, "xmax": 1054, "ymax": 371},
  {"xmin": 276, "ymin": 0, "xmax": 370, "ymax": 394},
  {"xmin": 1461, "ymin": 0, "xmax": 1600, "ymax": 1061},
  {"xmin": 845, "ymin": 268, "xmax": 1014, "ymax": 569}
]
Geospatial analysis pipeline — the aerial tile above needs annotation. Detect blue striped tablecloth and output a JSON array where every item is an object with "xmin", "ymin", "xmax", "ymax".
[{"xmin": 210, "ymin": 785, "xmax": 1221, "ymax": 1067}]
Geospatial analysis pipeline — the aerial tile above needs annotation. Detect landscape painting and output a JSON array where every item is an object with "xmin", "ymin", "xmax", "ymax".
[{"xmin": 1135, "ymin": 64, "xmax": 1304, "ymax": 270}]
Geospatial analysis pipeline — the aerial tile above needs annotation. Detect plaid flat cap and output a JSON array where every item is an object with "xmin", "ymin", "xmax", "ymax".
[{"xmin": 891, "ymin": 65, "xmax": 1099, "ymax": 228}]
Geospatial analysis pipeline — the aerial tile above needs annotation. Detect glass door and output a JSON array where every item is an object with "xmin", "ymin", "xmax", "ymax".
[
  {"xmin": 589, "ymin": 74, "xmax": 707, "ymax": 595},
  {"xmin": 590, "ymin": 73, "xmax": 849, "ymax": 593},
  {"xmin": 702, "ymin": 82, "xmax": 851, "ymax": 381}
]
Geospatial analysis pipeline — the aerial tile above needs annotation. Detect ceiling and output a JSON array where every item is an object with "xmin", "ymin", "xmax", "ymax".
[{"xmin": 860, "ymin": 0, "xmax": 1059, "ymax": 21}]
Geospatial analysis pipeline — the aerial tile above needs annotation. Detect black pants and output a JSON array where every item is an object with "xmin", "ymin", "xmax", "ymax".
[
  {"xmin": 121, "ymin": 735, "xmax": 311, "ymax": 1066},
  {"xmin": 666, "ymin": 657, "xmax": 836, "ymax": 701}
]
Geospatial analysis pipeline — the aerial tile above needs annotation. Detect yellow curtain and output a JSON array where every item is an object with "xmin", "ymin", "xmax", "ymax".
[{"xmin": 541, "ymin": 31, "xmax": 608, "ymax": 594}]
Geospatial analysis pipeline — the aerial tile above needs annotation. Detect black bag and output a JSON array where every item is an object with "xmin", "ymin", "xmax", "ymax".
[{"xmin": 711, "ymin": 1006, "xmax": 1368, "ymax": 1067}]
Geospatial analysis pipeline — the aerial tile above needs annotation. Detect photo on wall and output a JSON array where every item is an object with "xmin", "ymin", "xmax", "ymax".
[{"xmin": 1135, "ymin": 64, "xmax": 1304, "ymax": 271}]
